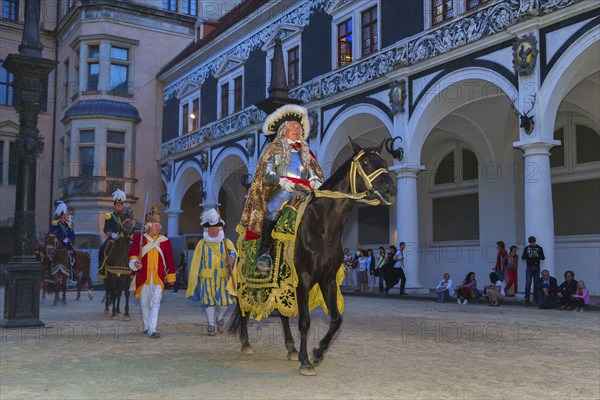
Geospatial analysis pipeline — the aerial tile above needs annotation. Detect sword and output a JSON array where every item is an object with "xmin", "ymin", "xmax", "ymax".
[{"xmin": 139, "ymin": 192, "xmax": 149, "ymax": 260}]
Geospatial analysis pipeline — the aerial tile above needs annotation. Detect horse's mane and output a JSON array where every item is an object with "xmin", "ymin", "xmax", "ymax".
[{"xmin": 321, "ymin": 157, "xmax": 352, "ymax": 190}]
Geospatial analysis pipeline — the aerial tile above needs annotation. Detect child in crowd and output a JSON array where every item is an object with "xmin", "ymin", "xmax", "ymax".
[{"xmin": 571, "ymin": 280, "xmax": 590, "ymax": 312}]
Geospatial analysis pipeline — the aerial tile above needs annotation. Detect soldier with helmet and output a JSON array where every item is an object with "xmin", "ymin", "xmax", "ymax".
[
  {"xmin": 49, "ymin": 200, "xmax": 76, "ymax": 269},
  {"xmin": 98, "ymin": 189, "xmax": 127, "ymax": 279}
]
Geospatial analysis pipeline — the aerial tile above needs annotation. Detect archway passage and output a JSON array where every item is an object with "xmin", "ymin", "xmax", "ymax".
[
  {"xmin": 415, "ymin": 76, "xmax": 521, "ymax": 292},
  {"xmin": 321, "ymin": 104, "xmax": 395, "ymax": 262},
  {"xmin": 550, "ymin": 70, "xmax": 600, "ymax": 295}
]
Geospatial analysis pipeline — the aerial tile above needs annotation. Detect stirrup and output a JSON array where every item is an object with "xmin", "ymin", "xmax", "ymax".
[{"xmin": 256, "ymin": 253, "xmax": 272, "ymax": 274}]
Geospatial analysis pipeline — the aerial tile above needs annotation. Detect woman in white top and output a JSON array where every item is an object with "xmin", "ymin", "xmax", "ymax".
[
  {"xmin": 357, "ymin": 250, "xmax": 369, "ymax": 293},
  {"xmin": 485, "ymin": 271, "xmax": 505, "ymax": 306},
  {"xmin": 435, "ymin": 273, "xmax": 454, "ymax": 303}
]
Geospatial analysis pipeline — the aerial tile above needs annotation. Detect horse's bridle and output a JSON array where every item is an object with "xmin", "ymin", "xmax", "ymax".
[{"xmin": 314, "ymin": 149, "xmax": 391, "ymax": 205}]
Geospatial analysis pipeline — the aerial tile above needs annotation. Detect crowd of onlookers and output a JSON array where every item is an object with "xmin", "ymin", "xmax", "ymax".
[
  {"xmin": 343, "ymin": 243, "xmax": 407, "ymax": 296},
  {"xmin": 344, "ymin": 236, "xmax": 592, "ymax": 312}
]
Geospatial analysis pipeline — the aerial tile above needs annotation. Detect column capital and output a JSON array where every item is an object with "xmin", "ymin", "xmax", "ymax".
[
  {"xmin": 513, "ymin": 139, "xmax": 561, "ymax": 157},
  {"xmin": 389, "ymin": 163, "xmax": 425, "ymax": 179}
]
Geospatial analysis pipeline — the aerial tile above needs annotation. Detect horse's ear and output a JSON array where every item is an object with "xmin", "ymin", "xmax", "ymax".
[
  {"xmin": 349, "ymin": 136, "xmax": 362, "ymax": 154},
  {"xmin": 376, "ymin": 139, "xmax": 385, "ymax": 154}
]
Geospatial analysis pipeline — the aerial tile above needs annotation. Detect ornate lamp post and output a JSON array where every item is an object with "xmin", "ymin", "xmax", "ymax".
[{"xmin": 1, "ymin": 0, "xmax": 57, "ymax": 328}]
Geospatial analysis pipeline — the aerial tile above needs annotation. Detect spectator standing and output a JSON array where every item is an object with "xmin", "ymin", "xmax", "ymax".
[
  {"xmin": 522, "ymin": 236, "xmax": 545, "ymax": 305},
  {"xmin": 456, "ymin": 272, "xmax": 479, "ymax": 305},
  {"xmin": 435, "ymin": 273, "xmax": 454, "ymax": 303},
  {"xmin": 485, "ymin": 272, "xmax": 505, "ymax": 307},
  {"xmin": 557, "ymin": 270, "xmax": 578, "ymax": 310},
  {"xmin": 357, "ymin": 250, "xmax": 369, "ymax": 293},
  {"xmin": 494, "ymin": 241, "xmax": 508, "ymax": 282},
  {"xmin": 536, "ymin": 269, "xmax": 559, "ymax": 309},
  {"xmin": 366, "ymin": 249, "xmax": 376, "ymax": 292},
  {"xmin": 375, "ymin": 246, "xmax": 387, "ymax": 293},
  {"xmin": 342, "ymin": 248, "xmax": 355, "ymax": 289},
  {"xmin": 505, "ymin": 245, "xmax": 519, "ymax": 296},
  {"xmin": 173, "ymin": 252, "xmax": 187, "ymax": 293},
  {"xmin": 571, "ymin": 280, "xmax": 590, "ymax": 312},
  {"xmin": 386, "ymin": 242, "xmax": 407, "ymax": 296}
]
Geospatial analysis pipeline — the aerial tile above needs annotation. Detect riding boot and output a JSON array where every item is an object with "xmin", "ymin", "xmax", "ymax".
[{"xmin": 256, "ymin": 219, "xmax": 278, "ymax": 274}]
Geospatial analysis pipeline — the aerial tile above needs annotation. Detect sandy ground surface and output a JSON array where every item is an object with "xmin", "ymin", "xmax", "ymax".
[{"xmin": 1, "ymin": 289, "xmax": 599, "ymax": 400}]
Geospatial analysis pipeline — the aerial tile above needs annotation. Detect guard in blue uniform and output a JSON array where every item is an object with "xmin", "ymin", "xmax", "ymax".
[
  {"xmin": 50, "ymin": 200, "xmax": 76, "ymax": 268},
  {"xmin": 98, "ymin": 189, "xmax": 127, "ymax": 279}
]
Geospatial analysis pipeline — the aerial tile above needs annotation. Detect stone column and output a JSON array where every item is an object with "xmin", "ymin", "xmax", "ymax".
[
  {"xmin": 514, "ymin": 140, "xmax": 558, "ymax": 275},
  {"xmin": 390, "ymin": 163, "xmax": 427, "ymax": 294},
  {"xmin": 166, "ymin": 210, "xmax": 182, "ymax": 237}
]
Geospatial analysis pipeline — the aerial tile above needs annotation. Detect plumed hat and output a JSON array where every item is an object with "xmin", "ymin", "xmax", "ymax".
[
  {"xmin": 262, "ymin": 104, "xmax": 310, "ymax": 139},
  {"xmin": 112, "ymin": 189, "xmax": 126, "ymax": 204},
  {"xmin": 144, "ymin": 204, "xmax": 161, "ymax": 224},
  {"xmin": 200, "ymin": 208, "xmax": 224, "ymax": 228},
  {"xmin": 54, "ymin": 200, "xmax": 68, "ymax": 217}
]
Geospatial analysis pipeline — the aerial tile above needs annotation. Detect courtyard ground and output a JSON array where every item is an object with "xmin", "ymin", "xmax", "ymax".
[{"xmin": 1, "ymin": 288, "xmax": 598, "ymax": 399}]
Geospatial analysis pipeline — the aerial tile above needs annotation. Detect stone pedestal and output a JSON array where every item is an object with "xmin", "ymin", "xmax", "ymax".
[{"xmin": 1, "ymin": 260, "xmax": 44, "ymax": 328}]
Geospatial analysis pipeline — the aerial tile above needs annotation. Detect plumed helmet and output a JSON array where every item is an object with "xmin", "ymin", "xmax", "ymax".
[
  {"xmin": 112, "ymin": 189, "xmax": 126, "ymax": 204},
  {"xmin": 54, "ymin": 200, "xmax": 68, "ymax": 217}
]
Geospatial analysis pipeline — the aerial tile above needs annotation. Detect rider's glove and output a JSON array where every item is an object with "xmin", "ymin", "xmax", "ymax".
[
  {"xmin": 63, "ymin": 238, "xmax": 69, "ymax": 244},
  {"xmin": 111, "ymin": 232, "xmax": 118, "ymax": 239},
  {"xmin": 279, "ymin": 177, "xmax": 295, "ymax": 193}
]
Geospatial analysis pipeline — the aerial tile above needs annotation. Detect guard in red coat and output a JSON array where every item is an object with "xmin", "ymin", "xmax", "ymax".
[{"xmin": 128, "ymin": 205, "xmax": 175, "ymax": 338}]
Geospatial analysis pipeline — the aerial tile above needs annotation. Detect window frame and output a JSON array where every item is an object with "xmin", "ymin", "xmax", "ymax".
[
  {"xmin": 551, "ymin": 115, "xmax": 600, "ymax": 179},
  {"xmin": 330, "ymin": 1, "xmax": 381, "ymax": 70},
  {"xmin": 85, "ymin": 44, "xmax": 101, "ymax": 92},
  {"xmin": 182, "ymin": 0, "xmax": 197, "ymax": 16},
  {"xmin": 162, "ymin": 0, "xmax": 177, "ymax": 12},
  {"xmin": 216, "ymin": 67, "xmax": 244, "ymax": 119},
  {"xmin": 106, "ymin": 130, "xmax": 126, "ymax": 178},
  {"xmin": 108, "ymin": 45, "xmax": 131, "ymax": 94},
  {"xmin": 466, "ymin": 0, "xmax": 491, "ymax": 11},
  {"xmin": 178, "ymin": 85, "xmax": 201, "ymax": 136},
  {"xmin": 0, "ymin": 136, "xmax": 17, "ymax": 186},
  {"xmin": 2, "ymin": 0, "xmax": 19, "ymax": 22},
  {"xmin": 360, "ymin": 5, "xmax": 378, "ymax": 58},
  {"xmin": 78, "ymin": 129, "xmax": 96, "ymax": 177},
  {"xmin": 0, "ymin": 60, "xmax": 15, "ymax": 107}
]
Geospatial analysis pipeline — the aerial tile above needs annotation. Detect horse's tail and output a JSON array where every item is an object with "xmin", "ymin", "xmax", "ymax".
[{"xmin": 227, "ymin": 302, "xmax": 243, "ymax": 335}]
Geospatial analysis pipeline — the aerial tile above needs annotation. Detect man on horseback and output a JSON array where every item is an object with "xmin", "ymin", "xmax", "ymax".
[
  {"xmin": 240, "ymin": 104, "xmax": 324, "ymax": 274},
  {"xmin": 99, "ymin": 189, "xmax": 127, "ymax": 279},
  {"xmin": 49, "ymin": 200, "xmax": 76, "ymax": 271}
]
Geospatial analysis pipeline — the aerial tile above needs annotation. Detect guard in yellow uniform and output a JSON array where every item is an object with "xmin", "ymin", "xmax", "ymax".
[{"xmin": 186, "ymin": 208, "xmax": 236, "ymax": 336}]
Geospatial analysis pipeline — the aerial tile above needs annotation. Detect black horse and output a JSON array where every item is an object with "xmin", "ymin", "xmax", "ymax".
[
  {"xmin": 103, "ymin": 209, "xmax": 135, "ymax": 320},
  {"xmin": 229, "ymin": 139, "xmax": 397, "ymax": 375}
]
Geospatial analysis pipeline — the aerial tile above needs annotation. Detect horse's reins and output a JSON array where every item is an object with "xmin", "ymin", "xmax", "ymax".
[{"xmin": 313, "ymin": 150, "xmax": 389, "ymax": 205}]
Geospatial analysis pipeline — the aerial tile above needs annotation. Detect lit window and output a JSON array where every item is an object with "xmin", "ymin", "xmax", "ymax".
[
  {"xmin": 361, "ymin": 6, "xmax": 378, "ymax": 57},
  {"xmin": 432, "ymin": 0, "xmax": 453, "ymax": 26},
  {"xmin": 337, "ymin": 19, "xmax": 353, "ymax": 67}
]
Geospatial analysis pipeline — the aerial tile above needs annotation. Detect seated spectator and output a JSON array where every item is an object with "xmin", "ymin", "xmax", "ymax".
[
  {"xmin": 536, "ymin": 269, "xmax": 559, "ymax": 309},
  {"xmin": 456, "ymin": 272, "xmax": 479, "ymax": 305},
  {"xmin": 557, "ymin": 270, "xmax": 578, "ymax": 310},
  {"xmin": 484, "ymin": 272, "xmax": 505, "ymax": 307},
  {"xmin": 571, "ymin": 280, "xmax": 590, "ymax": 312},
  {"xmin": 435, "ymin": 273, "xmax": 454, "ymax": 303}
]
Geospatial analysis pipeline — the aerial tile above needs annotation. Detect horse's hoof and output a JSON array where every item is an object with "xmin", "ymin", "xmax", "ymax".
[
  {"xmin": 123, "ymin": 315, "xmax": 130, "ymax": 321},
  {"xmin": 287, "ymin": 351, "xmax": 299, "ymax": 361},
  {"xmin": 61, "ymin": 299, "xmax": 67, "ymax": 305},
  {"xmin": 299, "ymin": 366, "xmax": 317, "ymax": 376},
  {"xmin": 309, "ymin": 351, "xmax": 323, "ymax": 367},
  {"xmin": 241, "ymin": 345, "xmax": 254, "ymax": 355},
  {"xmin": 76, "ymin": 296, "xmax": 80, "ymax": 301},
  {"xmin": 53, "ymin": 302, "xmax": 58, "ymax": 307},
  {"xmin": 88, "ymin": 295, "xmax": 94, "ymax": 301},
  {"xmin": 110, "ymin": 314, "xmax": 118, "ymax": 320}
]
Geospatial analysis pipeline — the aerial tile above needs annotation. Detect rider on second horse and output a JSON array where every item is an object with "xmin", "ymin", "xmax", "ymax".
[
  {"xmin": 49, "ymin": 200, "xmax": 76, "ymax": 270},
  {"xmin": 240, "ymin": 104, "xmax": 324, "ymax": 274},
  {"xmin": 99, "ymin": 189, "xmax": 127, "ymax": 279}
]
